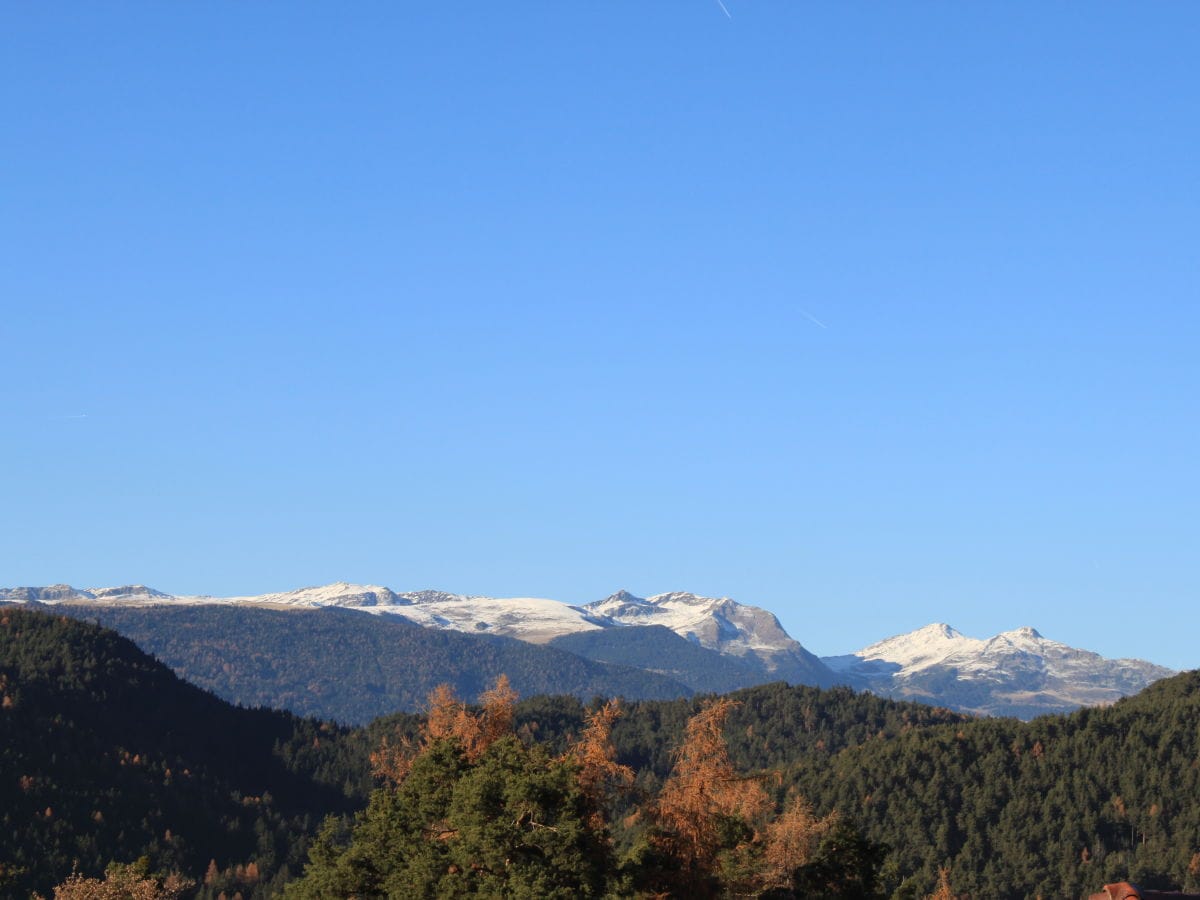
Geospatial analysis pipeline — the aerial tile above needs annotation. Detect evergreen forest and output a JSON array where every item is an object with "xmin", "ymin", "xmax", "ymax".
[
  {"xmin": 3, "ymin": 606, "xmax": 1199, "ymax": 899},
  {"xmin": 52, "ymin": 604, "xmax": 693, "ymax": 724}
]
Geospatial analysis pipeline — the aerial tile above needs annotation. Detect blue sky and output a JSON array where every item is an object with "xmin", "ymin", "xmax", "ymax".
[{"xmin": 3, "ymin": 3, "xmax": 1197, "ymax": 669}]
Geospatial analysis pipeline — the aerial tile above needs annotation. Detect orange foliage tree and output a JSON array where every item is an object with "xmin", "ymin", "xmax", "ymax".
[
  {"xmin": 370, "ymin": 675, "xmax": 520, "ymax": 785},
  {"xmin": 925, "ymin": 866, "xmax": 956, "ymax": 900},
  {"xmin": 653, "ymin": 698, "xmax": 771, "ymax": 879},
  {"xmin": 761, "ymin": 793, "xmax": 839, "ymax": 890},
  {"xmin": 563, "ymin": 699, "xmax": 635, "ymax": 830}
]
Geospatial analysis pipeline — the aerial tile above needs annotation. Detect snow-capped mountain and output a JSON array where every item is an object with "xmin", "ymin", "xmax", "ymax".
[
  {"xmin": 392, "ymin": 590, "xmax": 608, "ymax": 643},
  {"xmin": 824, "ymin": 623, "xmax": 1176, "ymax": 718},
  {"xmin": 0, "ymin": 583, "xmax": 608, "ymax": 643},
  {"xmin": 587, "ymin": 590, "xmax": 796, "ymax": 655},
  {"xmin": 584, "ymin": 590, "xmax": 838, "ymax": 685},
  {"xmin": 0, "ymin": 583, "xmax": 817, "ymax": 651},
  {"xmin": 0, "ymin": 582, "xmax": 835, "ymax": 680},
  {"xmin": 2, "ymin": 584, "xmax": 1175, "ymax": 716},
  {"xmin": 0, "ymin": 584, "xmax": 171, "ymax": 603}
]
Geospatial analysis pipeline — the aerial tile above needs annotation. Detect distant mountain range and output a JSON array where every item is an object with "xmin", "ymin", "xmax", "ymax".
[
  {"xmin": 824, "ymin": 622, "xmax": 1175, "ymax": 718},
  {"xmin": 0, "ymin": 582, "xmax": 1177, "ymax": 720}
]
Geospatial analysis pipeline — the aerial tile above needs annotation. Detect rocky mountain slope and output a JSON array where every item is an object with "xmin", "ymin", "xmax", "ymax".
[
  {"xmin": 550, "ymin": 624, "xmax": 774, "ymax": 694},
  {"xmin": 583, "ymin": 590, "xmax": 840, "ymax": 687}
]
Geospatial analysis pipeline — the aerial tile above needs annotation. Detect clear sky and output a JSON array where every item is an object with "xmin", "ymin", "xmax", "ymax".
[{"xmin": 3, "ymin": 3, "xmax": 1197, "ymax": 669}]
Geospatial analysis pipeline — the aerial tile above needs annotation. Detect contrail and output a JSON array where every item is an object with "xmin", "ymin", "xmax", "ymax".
[
  {"xmin": 50, "ymin": 414, "xmax": 88, "ymax": 419},
  {"xmin": 799, "ymin": 310, "xmax": 827, "ymax": 329},
  {"xmin": 715, "ymin": 0, "xmax": 732, "ymax": 18}
]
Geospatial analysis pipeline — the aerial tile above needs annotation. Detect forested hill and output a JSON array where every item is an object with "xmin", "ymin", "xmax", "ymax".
[
  {"xmin": 51, "ymin": 603, "xmax": 693, "ymax": 723},
  {"xmin": 549, "ymin": 623, "xmax": 774, "ymax": 694},
  {"xmin": 781, "ymin": 670, "xmax": 1200, "ymax": 898},
  {"xmin": 7, "ymin": 604, "xmax": 1200, "ymax": 898},
  {"xmin": 371, "ymin": 676, "xmax": 1200, "ymax": 898},
  {"xmin": 0, "ymin": 608, "xmax": 369, "ymax": 898}
]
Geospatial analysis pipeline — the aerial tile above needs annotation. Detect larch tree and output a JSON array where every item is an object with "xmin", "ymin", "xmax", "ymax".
[
  {"xmin": 925, "ymin": 866, "xmax": 956, "ymax": 900},
  {"xmin": 762, "ymin": 793, "xmax": 839, "ymax": 891},
  {"xmin": 369, "ymin": 675, "xmax": 520, "ymax": 785},
  {"xmin": 563, "ymin": 699, "xmax": 634, "ymax": 831},
  {"xmin": 653, "ymin": 698, "xmax": 771, "ymax": 883}
]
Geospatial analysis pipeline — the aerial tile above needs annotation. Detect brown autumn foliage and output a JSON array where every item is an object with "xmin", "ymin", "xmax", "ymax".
[
  {"xmin": 563, "ymin": 699, "xmax": 635, "ymax": 829},
  {"xmin": 925, "ymin": 865, "xmax": 956, "ymax": 900},
  {"xmin": 474, "ymin": 673, "xmax": 518, "ymax": 755},
  {"xmin": 423, "ymin": 682, "xmax": 464, "ymax": 744},
  {"xmin": 761, "ymin": 793, "xmax": 839, "ymax": 890},
  {"xmin": 654, "ymin": 697, "xmax": 771, "ymax": 874},
  {"xmin": 370, "ymin": 675, "xmax": 520, "ymax": 785},
  {"xmin": 368, "ymin": 732, "xmax": 418, "ymax": 785}
]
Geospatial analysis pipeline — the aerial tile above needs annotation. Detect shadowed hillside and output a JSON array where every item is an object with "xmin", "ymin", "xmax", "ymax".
[
  {"xmin": 0, "ymin": 607, "xmax": 368, "ymax": 897},
  {"xmin": 53, "ymin": 603, "xmax": 693, "ymax": 724}
]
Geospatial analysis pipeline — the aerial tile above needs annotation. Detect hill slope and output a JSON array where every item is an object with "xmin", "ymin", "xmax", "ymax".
[
  {"xmin": 53, "ymin": 603, "xmax": 693, "ymax": 723},
  {"xmin": 0, "ymin": 607, "xmax": 367, "ymax": 897},
  {"xmin": 3, "ymin": 582, "xmax": 842, "ymax": 686},
  {"xmin": 503, "ymin": 672, "xmax": 1200, "ymax": 897},
  {"xmin": 778, "ymin": 669, "xmax": 1200, "ymax": 897},
  {"xmin": 550, "ymin": 623, "xmax": 780, "ymax": 693}
]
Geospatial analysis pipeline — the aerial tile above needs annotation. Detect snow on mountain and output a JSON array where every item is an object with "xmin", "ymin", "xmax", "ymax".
[
  {"xmin": 227, "ymin": 582, "xmax": 411, "ymax": 609},
  {"xmin": 1, "ymin": 583, "xmax": 1173, "ymax": 714},
  {"xmin": 585, "ymin": 590, "xmax": 838, "ymax": 684},
  {"xmin": 0, "ymin": 584, "xmax": 170, "ymax": 604},
  {"xmin": 391, "ymin": 590, "xmax": 606, "ymax": 643},
  {"xmin": 0, "ymin": 582, "xmax": 606, "ymax": 644},
  {"xmin": 588, "ymin": 590, "xmax": 800, "ymax": 657},
  {"xmin": 825, "ymin": 623, "xmax": 1176, "ymax": 718},
  {"xmin": 824, "ymin": 623, "xmax": 983, "ymax": 677},
  {"xmin": 0, "ymin": 583, "xmax": 808, "ymax": 654}
]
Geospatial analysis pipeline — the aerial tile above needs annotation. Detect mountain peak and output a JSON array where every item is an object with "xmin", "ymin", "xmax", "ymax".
[
  {"xmin": 252, "ymin": 583, "xmax": 407, "ymax": 608},
  {"xmin": 588, "ymin": 590, "xmax": 830, "ymax": 680},
  {"xmin": 827, "ymin": 622, "xmax": 1175, "ymax": 719},
  {"xmin": 1005, "ymin": 625, "xmax": 1043, "ymax": 639},
  {"xmin": 601, "ymin": 589, "xmax": 646, "ymax": 605},
  {"xmin": 860, "ymin": 623, "xmax": 979, "ymax": 659},
  {"xmin": 914, "ymin": 622, "xmax": 963, "ymax": 639}
]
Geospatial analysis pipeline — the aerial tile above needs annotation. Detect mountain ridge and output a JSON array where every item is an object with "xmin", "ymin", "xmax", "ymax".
[
  {"xmin": 1, "ymin": 582, "xmax": 1176, "ymax": 718},
  {"xmin": 824, "ymin": 620, "xmax": 1176, "ymax": 718},
  {"xmin": 0, "ymin": 581, "xmax": 826, "ymax": 660}
]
